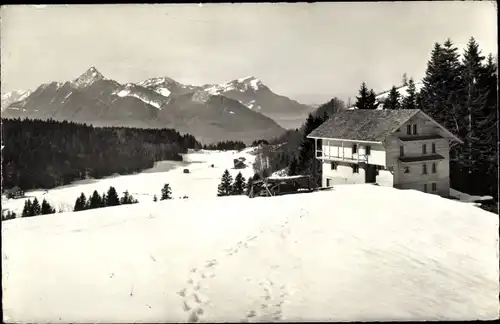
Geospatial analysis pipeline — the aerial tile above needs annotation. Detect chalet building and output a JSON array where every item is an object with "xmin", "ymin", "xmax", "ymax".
[
  {"xmin": 307, "ymin": 109, "xmax": 463, "ymax": 196},
  {"xmin": 4, "ymin": 186, "xmax": 25, "ymax": 199}
]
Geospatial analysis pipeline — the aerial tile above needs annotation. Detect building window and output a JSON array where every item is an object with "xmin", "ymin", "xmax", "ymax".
[
  {"xmin": 365, "ymin": 145, "xmax": 371, "ymax": 155},
  {"xmin": 404, "ymin": 166, "xmax": 410, "ymax": 173},
  {"xmin": 424, "ymin": 184, "xmax": 428, "ymax": 192},
  {"xmin": 407, "ymin": 125, "xmax": 411, "ymax": 135},
  {"xmin": 432, "ymin": 163, "xmax": 437, "ymax": 173},
  {"xmin": 352, "ymin": 164, "xmax": 359, "ymax": 174},
  {"xmin": 326, "ymin": 178, "xmax": 332, "ymax": 187},
  {"xmin": 422, "ymin": 144, "xmax": 427, "ymax": 154},
  {"xmin": 432, "ymin": 183, "xmax": 437, "ymax": 192},
  {"xmin": 422, "ymin": 164, "xmax": 427, "ymax": 174},
  {"xmin": 432, "ymin": 143, "xmax": 436, "ymax": 153},
  {"xmin": 331, "ymin": 162, "xmax": 337, "ymax": 170},
  {"xmin": 352, "ymin": 144, "xmax": 358, "ymax": 154},
  {"xmin": 413, "ymin": 124, "xmax": 418, "ymax": 135},
  {"xmin": 400, "ymin": 146, "xmax": 404, "ymax": 157}
]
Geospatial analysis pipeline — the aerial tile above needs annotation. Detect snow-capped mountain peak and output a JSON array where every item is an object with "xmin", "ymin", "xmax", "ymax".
[
  {"xmin": 1, "ymin": 90, "xmax": 33, "ymax": 110},
  {"xmin": 72, "ymin": 66, "xmax": 105, "ymax": 89}
]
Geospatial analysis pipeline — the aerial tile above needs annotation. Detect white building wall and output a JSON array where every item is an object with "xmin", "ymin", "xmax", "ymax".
[{"xmin": 322, "ymin": 161, "xmax": 366, "ymax": 187}]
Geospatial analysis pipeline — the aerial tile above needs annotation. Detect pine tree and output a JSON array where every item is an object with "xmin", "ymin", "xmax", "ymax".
[
  {"xmin": 288, "ymin": 156, "xmax": 298, "ymax": 176},
  {"xmin": 106, "ymin": 186, "xmax": 120, "ymax": 206},
  {"xmin": 22, "ymin": 199, "xmax": 33, "ymax": 217},
  {"xmin": 354, "ymin": 82, "xmax": 370, "ymax": 109},
  {"xmin": 420, "ymin": 39, "xmax": 464, "ymax": 138},
  {"xmin": 74, "ymin": 193, "xmax": 87, "ymax": 211},
  {"xmin": 231, "ymin": 172, "xmax": 246, "ymax": 195},
  {"xmin": 101, "ymin": 192, "xmax": 107, "ymax": 207},
  {"xmin": 366, "ymin": 89, "xmax": 379, "ymax": 110},
  {"xmin": 217, "ymin": 169, "xmax": 233, "ymax": 196},
  {"xmin": 401, "ymin": 78, "xmax": 418, "ymax": 110},
  {"xmin": 402, "ymin": 73, "xmax": 408, "ymax": 86},
  {"xmin": 120, "ymin": 190, "xmax": 135, "ymax": 204},
  {"xmin": 41, "ymin": 198, "xmax": 55, "ymax": 215},
  {"xmin": 161, "ymin": 184, "xmax": 172, "ymax": 200},
  {"xmin": 246, "ymin": 176, "xmax": 254, "ymax": 196},
  {"xmin": 384, "ymin": 86, "xmax": 401, "ymax": 110},
  {"xmin": 32, "ymin": 198, "xmax": 41, "ymax": 216},
  {"xmin": 88, "ymin": 190, "xmax": 103, "ymax": 209}
]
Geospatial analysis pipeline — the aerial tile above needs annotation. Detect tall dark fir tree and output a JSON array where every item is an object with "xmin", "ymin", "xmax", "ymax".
[
  {"xmin": 384, "ymin": 86, "xmax": 401, "ymax": 110},
  {"xmin": 401, "ymin": 78, "xmax": 418, "ymax": 110}
]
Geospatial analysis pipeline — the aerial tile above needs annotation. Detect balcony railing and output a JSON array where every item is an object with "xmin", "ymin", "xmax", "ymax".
[{"xmin": 316, "ymin": 151, "xmax": 368, "ymax": 163}]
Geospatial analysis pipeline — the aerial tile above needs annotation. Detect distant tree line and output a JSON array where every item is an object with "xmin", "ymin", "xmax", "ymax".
[
  {"xmin": 251, "ymin": 139, "xmax": 270, "ymax": 146},
  {"xmin": 73, "ymin": 186, "xmax": 139, "ymax": 212},
  {"xmin": 20, "ymin": 197, "xmax": 57, "ymax": 218},
  {"xmin": 1, "ymin": 118, "xmax": 201, "ymax": 191},
  {"xmin": 202, "ymin": 140, "xmax": 246, "ymax": 151}
]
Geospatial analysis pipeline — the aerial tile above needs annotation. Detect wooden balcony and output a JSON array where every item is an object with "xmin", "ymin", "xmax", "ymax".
[
  {"xmin": 398, "ymin": 134, "xmax": 444, "ymax": 142},
  {"xmin": 316, "ymin": 150, "xmax": 368, "ymax": 163}
]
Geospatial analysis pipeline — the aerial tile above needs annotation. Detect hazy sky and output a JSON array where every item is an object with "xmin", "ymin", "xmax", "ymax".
[{"xmin": 0, "ymin": 2, "xmax": 497, "ymax": 104}]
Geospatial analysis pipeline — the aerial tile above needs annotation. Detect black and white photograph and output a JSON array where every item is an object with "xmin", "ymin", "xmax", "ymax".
[{"xmin": 1, "ymin": 2, "xmax": 498, "ymax": 322}]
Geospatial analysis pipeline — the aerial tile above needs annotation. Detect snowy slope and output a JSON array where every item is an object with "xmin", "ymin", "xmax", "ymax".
[
  {"xmin": 1, "ymin": 148, "xmax": 257, "ymax": 216},
  {"xmin": 2, "ymin": 184, "xmax": 498, "ymax": 323}
]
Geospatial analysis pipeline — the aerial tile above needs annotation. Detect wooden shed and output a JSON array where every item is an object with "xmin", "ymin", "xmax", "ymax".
[{"xmin": 248, "ymin": 175, "xmax": 313, "ymax": 198}]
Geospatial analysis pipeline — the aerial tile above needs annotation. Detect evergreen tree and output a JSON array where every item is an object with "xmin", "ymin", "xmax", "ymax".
[
  {"xmin": 288, "ymin": 156, "xmax": 298, "ymax": 176},
  {"xmin": 101, "ymin": 192, "xmax": 107, "ymax": 207},
  {"xmin": 354, "ymin": 82, "xmax": 371, "ymax": 109},
  {"xmin": 384, "ymin": 86, "xmax": 401, "ymax": 110},
  {"xmin": 153, "ymin": 194, "xmax": 158, "ymax": 202},
  {"xmin": 74, "ymin": 193, "xmax": 87, "ymax": 211},
  {"xmin": 106, "ymin": 186, "xmax": 120, "ymax": 206},
  {"xmin": 161, "ymin": 183, "xmax": 172, "ymax": 200},
  {"xmin": 366, "ymin": 89, "xmax": 379, "ymax": 110},
  {"xmin": 296, "ymin": 114, "xmax": 327, "ymax": 186},
  {"xmin": 402, "ymin": 73, "xmax": 408, "ymax": 86},
  {"xmin": 41, "ymin": 198, "xmax": 55, "ymax": 215},
  {"xmin": 32, "ymin": 198, "xmax": 41, "ymax": 216},
  {"xmin": 246, "ymin": 176, "xmax": 254, "ymax": 196},
  {"xmin": 88, "ymin": 190, "xmax": 103, "ymax": 209},
  {"xmin": 217, "ymin": 169, "xmax": 233, "ymax": 196},
  {"xmin": 120, "ymin": 190, "xmax": 136, "ymax": 204},
  {"xmin": 401, "ymin": 78, "xmax": 418, "ymax": 110},
  {"xmin": 22, "ymin": 199, "xmax": 33, "ymax": 217},
  {"xmin": 3, "ymin": 211, "xmax": 16, "ymax": 221},
  {"xmin": 231, "ymin": 172, "xmax": 246, "ymax": 195}
]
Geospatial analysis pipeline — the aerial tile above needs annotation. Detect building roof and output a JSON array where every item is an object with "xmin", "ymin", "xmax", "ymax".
[
  {"xmin": 308, "ymin": 109, "xmax": 420, "ymax": 142},
  {"xmin": 5, "ymin": 186, "xmax": 22, "ymax": 193}
]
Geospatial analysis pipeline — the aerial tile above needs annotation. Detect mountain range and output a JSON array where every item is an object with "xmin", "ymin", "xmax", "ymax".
[{"xmin": 2, "ymin": 67, "xmax": 315, "ymax": 144}]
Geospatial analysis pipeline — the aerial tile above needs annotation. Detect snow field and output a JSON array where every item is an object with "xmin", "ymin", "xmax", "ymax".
[{"xmin": 2, "ymin": 183, "xmax": 498, "ymax": 323}]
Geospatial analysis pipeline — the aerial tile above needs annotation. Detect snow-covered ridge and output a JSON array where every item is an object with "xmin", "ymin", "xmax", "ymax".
[
  {"xmin": 112, "ymin": 83, "xmax": 165, "ymax": 109},
  {"xmin": 203, "ymin": 76, "xmax": 265, "ymax": 95}
]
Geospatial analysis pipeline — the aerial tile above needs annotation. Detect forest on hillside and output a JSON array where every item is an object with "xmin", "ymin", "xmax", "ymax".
[
  {"xmin": 257, "ymin": 37, "xmax": 498, "ymax": 201},
  {"xmin": 1, "ymin": 118, "xmax": 201, "ymax": 191}
]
